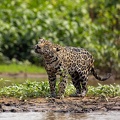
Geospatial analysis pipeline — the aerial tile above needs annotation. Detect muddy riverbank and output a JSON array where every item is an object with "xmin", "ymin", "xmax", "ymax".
[{"xmin": 0, "ymin": 97, "xmax": 120, "ymax": 113}]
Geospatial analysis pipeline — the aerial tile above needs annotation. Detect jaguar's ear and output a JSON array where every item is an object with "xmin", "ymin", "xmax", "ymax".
[
  {"xmin": 56, "ymin": 47, "xmax": 61, "ymax": 51},
  {"xmin": 53, "ymin": 47, "xmax": 61, "ymax": 52},
  {"xmin": 39, "ymin": 38, "xmax": 46, "ymax": 43}
]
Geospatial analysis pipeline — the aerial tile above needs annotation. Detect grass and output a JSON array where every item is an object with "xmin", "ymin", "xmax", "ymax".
[
  {"xmin": 87, "ymin": 83, "xmax": 120, "ymax": 98},
  {"xmin": 0, "ymin": 80, "xmax": 119, "ymax": 100},
  {"xmin": 0, "ymin": 63, "xmax": 46, "ymax": 74},
  {"xmin": 0, "ymin": 80, "xmax": 50, "ymax": 99}
]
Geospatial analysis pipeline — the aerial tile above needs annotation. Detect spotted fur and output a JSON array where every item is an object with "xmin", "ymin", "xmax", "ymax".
[{"xmin": 35, "ymin": 39, "xmax": 111, "ymax": 98}]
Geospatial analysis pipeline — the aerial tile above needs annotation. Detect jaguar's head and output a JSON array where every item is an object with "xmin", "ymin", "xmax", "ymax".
[{"xmin": 34, "ymin": 39, "xmax": 60, "ymax": 57}]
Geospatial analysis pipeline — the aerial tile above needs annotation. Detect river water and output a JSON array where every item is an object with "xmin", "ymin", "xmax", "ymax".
[{"xmin": 0, "ymin": 111, "xmax": 120, "ymax": 120}]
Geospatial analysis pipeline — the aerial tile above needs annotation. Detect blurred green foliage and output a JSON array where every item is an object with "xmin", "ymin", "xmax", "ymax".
[{"xmin": 0, "ymin": 0, "xmax": 120, "ymax": 72}]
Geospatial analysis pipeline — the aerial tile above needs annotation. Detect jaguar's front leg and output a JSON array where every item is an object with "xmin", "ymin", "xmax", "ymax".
[
  {"xmin": 58, "ymin": 71, "xmax": 68, "ymax": 99},
  {"xmin": 48, "ymin": 74, "xmax": 57, "ymax": 98}
]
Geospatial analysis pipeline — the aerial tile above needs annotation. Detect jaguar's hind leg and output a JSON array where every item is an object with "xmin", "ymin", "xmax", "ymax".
[
  {"xmin": 70, "ymin": 71, "xmax": 82, "ymax": 97},
  {"xmin": 80, "ymin": 75, "xmax": 88, "ymax": 97}
]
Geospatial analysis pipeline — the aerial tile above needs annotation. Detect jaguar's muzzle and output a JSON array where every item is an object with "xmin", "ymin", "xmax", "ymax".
[{"xmin": 34, "ymin": 44, "xmax": 41, "ymax": 53}]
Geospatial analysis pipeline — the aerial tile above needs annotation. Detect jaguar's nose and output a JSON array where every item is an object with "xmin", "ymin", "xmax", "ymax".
[{"xmin": 35, "ymin": 44, "xmax": 41, "ymax": 49}]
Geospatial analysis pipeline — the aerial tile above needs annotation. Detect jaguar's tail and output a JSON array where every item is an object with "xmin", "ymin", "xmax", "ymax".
[{"xmin": 91, "ymin": 67, "xmax": 111, "ymax": 81}]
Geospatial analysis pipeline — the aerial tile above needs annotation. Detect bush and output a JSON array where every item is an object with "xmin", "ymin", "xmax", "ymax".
[
  {"xmin": 0, "ymin": 0, "xmax": 119, "ymax": 73},
  {"xmin": 0, "ymin": 52, "xmax": 10, "ymax": 64}
]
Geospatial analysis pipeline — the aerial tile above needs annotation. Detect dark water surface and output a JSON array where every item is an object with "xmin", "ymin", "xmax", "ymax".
[{"xmin": 0, "ymin": 111, "xmax": 120, "ymax": 120}]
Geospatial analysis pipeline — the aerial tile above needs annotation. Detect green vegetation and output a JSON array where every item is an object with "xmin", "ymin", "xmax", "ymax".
[
  {"xmin": 87, "ymin": 83, "xmax": 120, "ymax": 98},
  {"xmin": 0, "ymin": 81, "xmax": 50, "ymax": 99},
  {"xmin": 0, "ymin": 63, "xmax": 45, "ymax": 74},
  {"xmin": 0, "ymin": 81, "xmax": 119, "ymax": 99},
  {"xmin": 0, "ymin": 0, "xmax": 120, "ymax": 73}
]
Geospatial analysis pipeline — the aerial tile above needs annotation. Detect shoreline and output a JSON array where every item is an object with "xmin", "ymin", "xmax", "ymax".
[{"xmin": 0, "ymin": 97, "xmax": 120, "ymax": 113}]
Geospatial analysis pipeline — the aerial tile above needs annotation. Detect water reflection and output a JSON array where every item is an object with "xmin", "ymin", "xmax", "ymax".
[
  {"xmin": 45, "ymin": 112, "xmax": 87, "ymax": 120},
  {"xmin": 0, "ymin": 111, "xmax": 120, "ymax": 120}
]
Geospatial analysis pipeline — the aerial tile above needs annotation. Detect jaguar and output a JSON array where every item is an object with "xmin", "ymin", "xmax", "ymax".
[{"xmin": 34, "ymin": 39, "xmax": 111, "ymax": 98}]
